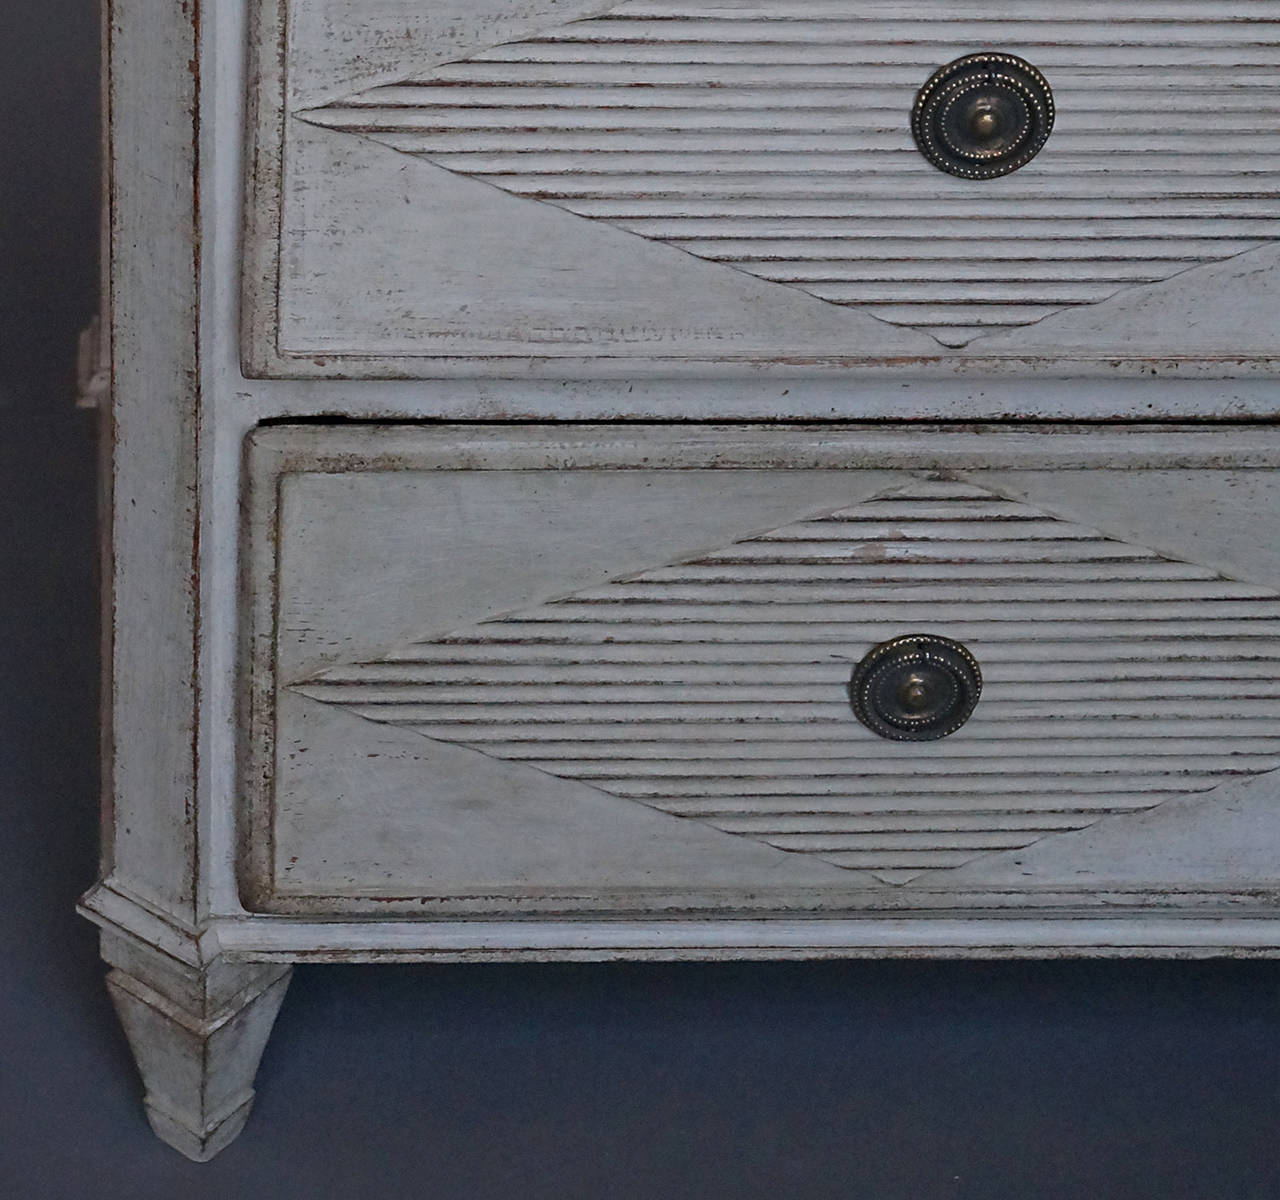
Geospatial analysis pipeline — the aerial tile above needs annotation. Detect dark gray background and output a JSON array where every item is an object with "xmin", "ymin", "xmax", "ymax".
[{"xmin": 2, "ymin": 3, "xmax": 1278, "ymax": 1196}]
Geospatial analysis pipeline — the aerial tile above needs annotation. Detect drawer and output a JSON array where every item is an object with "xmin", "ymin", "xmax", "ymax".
[
  {"xmin": 244, "ymin": 0, "xmax": 1280, "ymax": 395},
  {"xmin": 240, "ymin": 423, "xmax": 1280, "ymax": 920}
]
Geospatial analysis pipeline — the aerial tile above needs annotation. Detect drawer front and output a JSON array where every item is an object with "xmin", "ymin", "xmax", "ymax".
[
  {"xmin": 244, "ymin": 0, "xmax": 1280, "ymax": 390},
  {"xmin": 240, "ymin": 424, "xmax": 1280, "ymax": 920}
]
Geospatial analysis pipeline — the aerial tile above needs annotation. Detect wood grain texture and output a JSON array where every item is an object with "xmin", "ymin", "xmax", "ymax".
[
  {"xmin": 80, "ymin": 1, "xmax": 298, "ymax": 1162},
  {"xmin": 292, "ymin": 476, "xmax": 1280, "ymax": 886},
  {"xmin": 105, "ymin": 945, "xmax": 291, "ymax": 1162},
  {"xmin": 213, "ymin": 910, "xmax": 1280, "ymax": 959},
  {"xmin": 239, "ymin": 426, "xmax": 1280, "ymax": 923},
  {"xmin": 241, "ymin": 423, "xmax": 1280, "ymax": 915},
  {"xmin": 100, "ymin": 0, "xmax": 204, "ymax": 921},
  {"xmin": 299, "ymin": 0, "xmax": 1280, "ymax": 346},
  {"xmin": 88, "ymin": 0, "xmax": 1280, "ymax": 1162},
  {"xmin": 244, "ymin": 0, "xmax": 1280, "ymax": 381}
]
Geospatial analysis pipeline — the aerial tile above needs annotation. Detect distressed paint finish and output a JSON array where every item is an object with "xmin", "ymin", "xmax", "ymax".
[
  {"xmin": 289, "ymin": 475, "xmax": 1280, "ymax": 887},
  {"xmin": 302, "ymin": 1, "xmax": 1280, "ymax": 346},
  {"xmin": 103, "ymin": 929, "xmax": 292, "ymax": 1163},
  {"xmin": 82, "ymin": 0, "xmax": 1280, "ymax": 1162},
  {"xmin": 239, "ymin": 425, "xmax": 1280, "ymax": 919},
  {"xmin": 98, "ymin": 0, "xmax": 206, "ymax": 926},
  {"xmin": 79, "ymin": 0, "xmax": 295, "ymax": 1163},
  {"xmin": 244, "ymin": 0, "xmax": 1280, "ymax": 383}
]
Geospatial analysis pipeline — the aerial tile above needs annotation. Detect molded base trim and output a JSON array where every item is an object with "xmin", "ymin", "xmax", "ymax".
[{"xmin": 212, "ymin": 914, "xmax": 1280, "ymax": 961}]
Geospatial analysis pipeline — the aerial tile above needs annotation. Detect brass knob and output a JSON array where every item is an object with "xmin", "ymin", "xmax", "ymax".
[
  {"xmin": 849, "ymin": 635, "xmax": 982, "ymax": 741},
  {"xmin": 912, "ymin": 53, "xmax": 1054, "ymax": 180}
]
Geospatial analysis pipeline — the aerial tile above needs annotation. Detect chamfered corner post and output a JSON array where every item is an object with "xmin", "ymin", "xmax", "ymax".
[{"xmin": 81, "ymin": 0, "xmax": 292, "ymax": 1162}]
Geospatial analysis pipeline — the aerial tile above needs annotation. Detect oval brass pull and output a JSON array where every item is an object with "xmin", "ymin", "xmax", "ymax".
[
  {"xmin": 912, "ymin": 53, "xmax": 1055, "ymax": 180},
  {"xmin": 849, "ymin": 634, "xmax": 983, "ymax": 741}
]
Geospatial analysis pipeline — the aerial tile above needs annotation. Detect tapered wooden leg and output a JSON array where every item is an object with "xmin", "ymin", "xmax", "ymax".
[{"xmin": 101, "ymin": 931, "xmax": 292, "ymax": 1161}]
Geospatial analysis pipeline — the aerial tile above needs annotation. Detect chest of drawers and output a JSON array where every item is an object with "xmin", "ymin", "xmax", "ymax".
[{"xmin": 80, "ymin": 0, "xmax": 1280, "ymax": 1160}]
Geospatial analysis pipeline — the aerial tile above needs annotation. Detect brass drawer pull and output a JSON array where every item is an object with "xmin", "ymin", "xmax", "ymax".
[
  {"xmin": 912, "ymin": 52, "xmax": 1055, "ymax": 180},
  {"xmin": 849, "ymin": 634, "xmax": 983, "ymax": 741}
]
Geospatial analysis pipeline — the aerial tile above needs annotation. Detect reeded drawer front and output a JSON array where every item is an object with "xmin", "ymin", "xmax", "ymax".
[
  {"xmin": 244, "ymin": 0, "xmax": 1280, "ymax": 387},
  {"xmin": 240, "ymin": 424, "xmax": 1280, "ymax": 918}
]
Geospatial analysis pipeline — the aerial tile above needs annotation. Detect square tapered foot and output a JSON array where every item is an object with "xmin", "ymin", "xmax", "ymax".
[
  {"xmin": 104, "ymin": 940, "xmax": 291, "ymax": 1162},
  {"xmin": 143, "ymin": 1092, "xmax": 256, "ymax": 1164}
]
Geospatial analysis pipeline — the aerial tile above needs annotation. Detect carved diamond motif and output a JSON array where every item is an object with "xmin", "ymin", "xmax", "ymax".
[
  {"xmin": 301, "ymin": 0, "xmax": 1280, "ymax": 347},
  {"xmin": 295, "ymin": 478, "xmax": 1280, "ymax": 885}
]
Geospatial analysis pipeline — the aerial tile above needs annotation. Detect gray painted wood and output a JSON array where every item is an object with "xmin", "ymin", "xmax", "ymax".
[
  {"xmin": 287, "ymin": 475, "xmax": 1280, "ymax": 890},
  {"xmin": 300, "ymin": 2, "xmax": 1280, "ymax": 346},
  {"xmin": 103, "ymin": 931, "xmax": 291, "ymax": 1162},
  {"xmin": 84, "ymin": 0, "xmax": 1280, "ymax": 1161},
  {"xmin": 79, "ymin": 0, "xmax": 295, "ymax": 1162},
  {"xmin": 239, "ymin": 424, "xmax": 1280, "ymax": 922},
  {"xmin": 101, "ymin": 0, "xmax": 204, "ymax": 922},
  {"xmin": 244, "ymin": 0, "xmax": 1280, "ymax": 389}
]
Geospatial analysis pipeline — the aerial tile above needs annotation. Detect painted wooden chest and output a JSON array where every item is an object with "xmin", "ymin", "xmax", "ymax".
[{"xmin": 80, "ymin": 0, "xmax": 1280, "ymax": 1159}]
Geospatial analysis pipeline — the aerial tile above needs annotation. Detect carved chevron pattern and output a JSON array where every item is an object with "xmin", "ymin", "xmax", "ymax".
[
  {"xmin": 302, "ymin": 0, "xmax": 1280, "ymax": 347},
  {"xmin": 295, "ymin": 477, "xmax": 1280, "ymax": 886}
]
